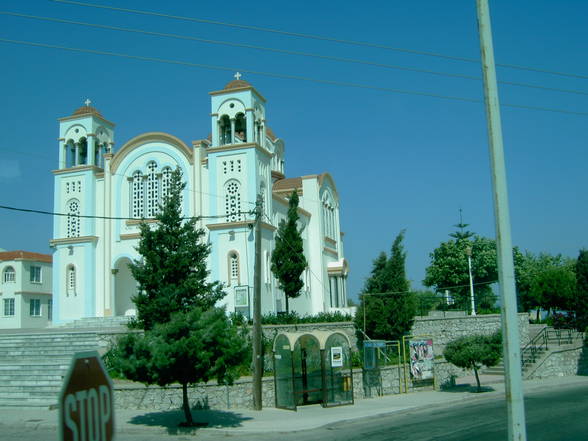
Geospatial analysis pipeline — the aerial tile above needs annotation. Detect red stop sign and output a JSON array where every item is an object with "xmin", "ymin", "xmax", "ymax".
[{"xmin": 59, "ymin": 352, "xmax": 115, "ymax": 441}]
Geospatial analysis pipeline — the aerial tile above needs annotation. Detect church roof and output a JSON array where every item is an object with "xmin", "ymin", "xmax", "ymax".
[
  {"xmin": 224, "ymin": 79, "xmax": 252, "ymax": 90},
  {"xmin": 72, "ymin": 105, "xmax": 103, "ymax": 118},
  {"xmin": 0, "ymin": 250, "xmax": 52, "ymax": 263},
  {"xmin": 273, "ymin": 177, "xmax": 302, "ymax": 193}
]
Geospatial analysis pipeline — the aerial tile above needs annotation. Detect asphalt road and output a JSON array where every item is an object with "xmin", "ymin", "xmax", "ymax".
[{"xmin": 3, "ymin": 382, "xmax": 587, "ymax": 441}]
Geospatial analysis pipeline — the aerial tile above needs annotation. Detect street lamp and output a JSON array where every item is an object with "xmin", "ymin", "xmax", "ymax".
[{"xmin": 465, "ymin": 246, "xmax": 476, "ymax": 316}]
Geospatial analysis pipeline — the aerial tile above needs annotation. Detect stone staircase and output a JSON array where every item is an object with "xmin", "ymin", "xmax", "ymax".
[
  {"xmin": 0, "ymin": 316, "xmax": 132, "ymax": 408},
  {"xmin": 0, "ymin": 330, "xmax": 104, "ymax": 407},
  {"xmin": 481, "ymin": 326, "xmax": 585, "ymax": 377}
]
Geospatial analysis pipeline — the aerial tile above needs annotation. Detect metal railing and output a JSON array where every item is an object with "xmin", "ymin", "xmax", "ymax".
[{"xmin": 521, "ymin": 327, "xmax": 585, "ymax": 369}]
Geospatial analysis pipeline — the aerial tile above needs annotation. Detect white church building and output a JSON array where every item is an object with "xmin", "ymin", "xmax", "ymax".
[{"xmin": 50, "ymin": 77, "xmax": 350, "ymax": 324}]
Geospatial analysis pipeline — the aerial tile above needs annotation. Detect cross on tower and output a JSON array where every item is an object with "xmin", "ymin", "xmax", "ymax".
[
  {"xmin": 234, "ymin": 72, "xmax": 242, "ymax": 81},
  {"xmin": 84, "ymin": 98, "xmax": 92, "ymax": 107}
]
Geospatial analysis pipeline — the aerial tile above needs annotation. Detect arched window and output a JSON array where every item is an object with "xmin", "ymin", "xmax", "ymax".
[
  {"xmin": 322, "ymin": 193, "xmax": 336, "ymax": 240},
  {"xmin": 78, "ymin": 138, "xmax": 88, "ymax": 165},
  {"xmin": 219, "ymin": 115, "xmax": 231, "ymax": 145},
  {"xmin": 66, "ymin": 265, "xmax": 76, "ymax": 296},
  {"xmin": 145, "ymin": 161, "xmax": 159, "ymax": 218},
  {"xmin": 3, "ymin": 266, "xmax": 15, "ymax": 283},
  {"xmin": 225, "ymin": 180, "xmax": 242, "ymax": 222},
  {"xmin": 161, "ymin": 167, "xmax": 172, "ymax": 203},
  {"xmin": 234, "ymin": 113, "xmax": 246, "ymax": 142},
  {"xmin": 66, "ymin": 199, "xmax": 80, "ymax": 238},
  {"xmin": 65, "ymin": 141, "xmax": 76, "ymax": 168},
  {"xmin": 131, "ymin": 171, "xmax": 144, "ymax": 218},
  {"xmin": 228, "ymin": 251, "xmax": 239, "ymax": 286}
]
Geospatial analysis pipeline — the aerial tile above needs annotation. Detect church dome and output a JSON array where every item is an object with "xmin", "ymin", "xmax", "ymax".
[
  {"xmin": 72, "ymin": 104, "xmax": 103, "ymax": 117},
  {"xmin": 224, "ymin": 79, "xmax": 252, "ymax": 90}
]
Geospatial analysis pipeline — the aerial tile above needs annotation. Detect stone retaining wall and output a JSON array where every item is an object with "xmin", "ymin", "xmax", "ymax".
[
  {"xmin": 411, "ymin": 313, "xmax": 529, "ymax": 354},
  {"xmin": 113, "ymin": 360, "xmax": 463, "ymax": 410}
]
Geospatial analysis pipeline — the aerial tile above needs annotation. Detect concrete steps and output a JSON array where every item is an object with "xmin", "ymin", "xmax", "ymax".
[{"xmin": 0, "ymin": 331, "xmax": 103, "ymax": 407}]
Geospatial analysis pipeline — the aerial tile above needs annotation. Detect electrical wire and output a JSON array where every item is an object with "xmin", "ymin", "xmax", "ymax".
[
  {"xmin": 0, "ymin": 203, "xmax": 254, "ymax": 221},
  {"xmin": 50, "ymin": 0, "xmax": 588, "ymax": 81},
  {"xmin": 3, "ymin": 11, "xmax": 587, "ymax": 97},
  {"xmin": 2, "ymin": 38, "xmax": 587, "ymax": 117}
]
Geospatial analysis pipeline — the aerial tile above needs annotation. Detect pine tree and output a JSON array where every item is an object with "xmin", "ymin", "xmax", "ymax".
[
  {"xmin": 129, "ymin": 168, "xmax": 224, "ymax": 330},
  {"xmin": 271, "ymin": 190, "xmax": 308, "ymax": 313}
]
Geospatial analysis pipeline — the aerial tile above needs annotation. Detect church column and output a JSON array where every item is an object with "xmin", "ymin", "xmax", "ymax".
[
  {"xmin": 58, "ymin": 138, "xmax": 66, "ymax": 169},
  {"xmin": 230, "ymin": 118, "xmax": 235, "ymax": 144},
  {"xmin": 103, "ymin": 153, "xmax": 113, "ymax": 315},
  {"xmin": 74, "ymin": 142, "xmax": 80, "ymax": 166},
  {"xmin": 246, "ymin": 108, "xmax": 254, "ymax": 143},
  {"xmin": 87, "ymin": 134, "xmax": 96, "ymax": 166}
]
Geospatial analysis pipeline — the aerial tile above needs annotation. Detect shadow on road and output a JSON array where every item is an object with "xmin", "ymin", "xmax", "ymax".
[
  {"xmin": 440, "ymin": 383, "xmax": 496, "ymax": 393},
  {"xmin": 127, "ymin": 409, "xmax": 253, "ymax": 434}
]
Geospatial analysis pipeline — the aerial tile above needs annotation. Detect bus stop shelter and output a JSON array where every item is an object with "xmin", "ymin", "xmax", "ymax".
[{"xmin": 273, "ymin": 330, "xmax": 353, "ymax": 410}]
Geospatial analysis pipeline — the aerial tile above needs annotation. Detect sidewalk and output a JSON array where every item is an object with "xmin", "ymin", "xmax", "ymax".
[{"xmin": 3, "ymin": 375, "xmax": 588, "ymax": 435}]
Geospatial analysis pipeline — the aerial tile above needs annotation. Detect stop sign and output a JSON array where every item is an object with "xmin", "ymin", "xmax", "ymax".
[{"xmin": 59, "ymin": 351, "xmax": 115, "ymax": 441}]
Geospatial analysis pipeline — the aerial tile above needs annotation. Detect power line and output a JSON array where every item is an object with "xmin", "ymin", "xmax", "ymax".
[
  {"xmin": 0, "ymin": 204, "xmax": 254, "ymax": 221},
  {"xmin": 2, "ymin": 38, "xmax": 587, "ymax": 117},
  {"xmin": 50, "ymin": 0, "xmax": 588, "ymax": 81},
  {"xmin": 4, "ymin": 11, "xmax": 587, "ymax": 97}
]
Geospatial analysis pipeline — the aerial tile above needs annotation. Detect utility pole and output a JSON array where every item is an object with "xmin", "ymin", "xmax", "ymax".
[
  {"xmin": 252, "ymin": 194, "xmax": 263, "ymax": 411},
  {"xmin": 475, "ymin": 1, "xmax": 527, "ymax": 440}
]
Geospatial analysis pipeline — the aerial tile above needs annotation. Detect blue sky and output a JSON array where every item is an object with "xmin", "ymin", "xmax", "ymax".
[{"xmin": 1, "ymin": 0, "xmax": 586, "ymax": 301}]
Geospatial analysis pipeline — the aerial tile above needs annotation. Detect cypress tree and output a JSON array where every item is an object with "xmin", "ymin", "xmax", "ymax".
[{"xmin": 271, "ymin": 190, "xmax": 308, "ymax": 313}]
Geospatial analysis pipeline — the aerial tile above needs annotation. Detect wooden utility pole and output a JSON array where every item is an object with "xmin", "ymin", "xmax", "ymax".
[
  {"xmin": 252, "ymin": 194, "xmax": 263, "ymax": 410},
  {"xmin": 476, "ymin": 1, "xmax": 527, "ymax": 440}
]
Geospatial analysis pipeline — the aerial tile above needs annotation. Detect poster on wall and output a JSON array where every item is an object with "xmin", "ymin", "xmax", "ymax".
[
  {"xmin": 409, "ymin": 339, "xmax": 434, "ymax": 380},
  {"xmin": 331, "ymin": 347, "xmax": 343, "ymax": 367}
]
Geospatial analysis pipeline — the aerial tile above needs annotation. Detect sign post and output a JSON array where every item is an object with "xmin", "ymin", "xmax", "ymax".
[{"xmin": 59, "ymin": 351, "xmax": 115, "ymax": 441}]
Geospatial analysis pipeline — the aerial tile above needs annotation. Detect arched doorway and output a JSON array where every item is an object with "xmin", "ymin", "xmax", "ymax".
[{"xmin": 114, "ymin": 257, "xmax": 137, "ymax": 317}]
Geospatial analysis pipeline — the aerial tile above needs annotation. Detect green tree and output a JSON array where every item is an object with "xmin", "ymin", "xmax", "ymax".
[
  {"xmin": 107, "ymin": 307, "xmax": 248, "ymax": 426},
  {"xmin": 443, "ymin": 332, "xmax": 502, "ymax": 392},
  {"xmin": 530, "ymin": 264, "xmax": 576, "ymax": 315},
  {"xmin": 575, "ymin": 250, "xmax": 588, "ymax": 331},
  {"xmin": 516, "ymin": 252, "xmax": 576, "ymax": 319},
  {"xmin": 271, "ymin": 190, "xmax": 308, "ymax": 313},
  {"xmin": 355, "ymin": 231, "xmax": 416, "ymax": 341},
  {"xmin": 129, "ymin": 168, "xmax": 224, "ymax": 330},
  {"xmin": 423, "ymin": 235, "xmax": 502, "ymax": 312}
]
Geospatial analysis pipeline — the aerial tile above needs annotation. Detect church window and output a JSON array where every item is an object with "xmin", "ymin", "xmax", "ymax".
[
  {"xmin": 161, "ymin": 167, "xmax": 172, "ymax": 203},
  {"xmin": 77, "ymin": 181, "xmax": 82, "ymax": 192},
  {"xmin": 66, "ymin": 183, "xmax": 70, "ymax": 194},
  {"xmin": 219, "ymin": 115, "xmax": 231, "ymax": 145},
  {"xmin": 66, "ymin": 265, "xmax": 76, "ymax": 296},
  {"xmin": 3, "ymin": 266, "xmax": 15, "ymax": 283},
  {"xmin": 223, "ymin": 161, "xmax": 227, "ymax": 174},
  {"xmin": 322, "ymin": 193, "xmax": 336, "ymax": 240},
  {"xmin": 228, "ymin": 251, "xmax": 239, "ymax": 285},
  {"xmin": 225, "ymin": 180, "xmax": 242, "ymax": 222},
  {"xmin": 66, "ymin": 142, "xmax": 76, "ymax": 168},
  {"xmin": 145, "ymin": 161, "xmax": 159, "ymax": 218},
  {"xmin": 329, "ymin": 276, "xmax": 340, "ymax": 308},
  {"xmin": 3, "ymin": 298, "xmax": 15, "ymax": 316},
  {"xmin": 237, "ymin": 160, "xmax": 242, "ymax": 172},
  {"xmin": 131, "ymin": 171, "xmax": 144, "ymax": 218},
  {"xmin": 66, "ymin": 199, "xmax": 80, "ymax": 238},
  {"xmin": 234, "ymin": 113, "xmax": 246, "ymax": 142},
  {"xmin": 78, "ymin": 138, "xmax": 88, "ymax": 165}
]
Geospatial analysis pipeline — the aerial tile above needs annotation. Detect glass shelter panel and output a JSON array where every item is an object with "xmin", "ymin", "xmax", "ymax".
[
  {"xmin": 293, "ymin": 335, "xmax": 323, "ymax": 406},
  {"xmin": 323, "ymin": 333, "xmax": 353, "ymax": 407},
  {"xmin": 274, "ymin": 335, "xmax": 296, "ymax": 410}
]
